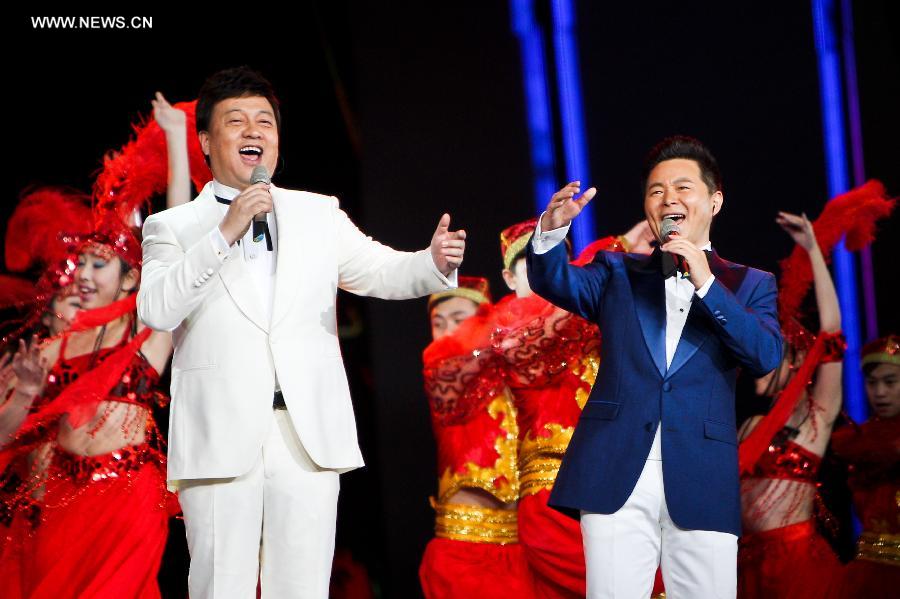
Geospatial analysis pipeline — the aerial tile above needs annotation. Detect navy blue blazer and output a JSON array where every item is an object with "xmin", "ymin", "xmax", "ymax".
[{"xmin": 526, "ymin": 241, "xmax": 782, "ymax": 536}]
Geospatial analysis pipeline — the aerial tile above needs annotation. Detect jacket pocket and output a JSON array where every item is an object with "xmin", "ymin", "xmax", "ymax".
[
  {"xmin": 580, "ymin": 401, "xmax": 620, "ymax": 420},
  {"xmin": 704, "ymin": 419, "xmax": 737, "ymax": 445}
]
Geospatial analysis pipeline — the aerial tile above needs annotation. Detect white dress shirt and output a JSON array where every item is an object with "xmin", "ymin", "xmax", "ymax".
[
  {"xmin": 531, "ymin": 217, "xmax": 715, "ymax": 461},
  {"xmin": 208, "ymin": 180, "xmax": 279, "ymax": 325}
]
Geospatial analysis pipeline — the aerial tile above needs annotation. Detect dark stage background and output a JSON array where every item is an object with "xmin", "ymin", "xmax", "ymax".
[{"xmin": 3, "ymin": 3, "xmax": 898, "ymax": 597}]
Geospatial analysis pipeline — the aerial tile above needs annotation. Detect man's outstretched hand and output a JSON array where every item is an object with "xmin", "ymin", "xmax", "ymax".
[
  {"xmin": 541, "ymin": 181, "xmax": 596, "ymax": 232},
  {"xmin": 430, "ymin": 214, "xmax": 466, "ymax": 276}
]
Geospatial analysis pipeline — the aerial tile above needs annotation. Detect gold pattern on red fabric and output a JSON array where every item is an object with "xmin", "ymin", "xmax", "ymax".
[
  {"xmin": 424, "ymin": 306, "xmax": 521, "ymax": 504},
  {"xmin": 432, "ymin": 499, "xmax": 519, "ymax": 544}
]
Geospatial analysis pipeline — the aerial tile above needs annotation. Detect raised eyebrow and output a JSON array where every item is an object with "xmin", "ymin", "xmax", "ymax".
[
  {"xmin": 673, "ymin": 177, "xmax": 695, "ymax": 185},
  {"xmin": 647, "ymin": 181, "xmax": 665, "ymax": 190}
]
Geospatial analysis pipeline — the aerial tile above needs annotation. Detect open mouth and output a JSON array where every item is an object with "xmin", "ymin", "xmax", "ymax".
[
  {"xmin": 661, "ymin": 213, "xmax": 685, "ymax": 225},
  {"xmin": 78, "ymin": 285, "xmax": 96, "ymax": 301},
  {"xmin": 239, "ymin": 145, "xmax": 263, "ymax": 164}
]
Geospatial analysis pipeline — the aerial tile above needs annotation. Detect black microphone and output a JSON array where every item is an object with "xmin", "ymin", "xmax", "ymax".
[
  {"xmin": 660, "ymin": 216, "xmax": 685, "ymax": 273},
  {"xmin": 251, "ymin": 165, "xmax": 270, "ymax": 243}
]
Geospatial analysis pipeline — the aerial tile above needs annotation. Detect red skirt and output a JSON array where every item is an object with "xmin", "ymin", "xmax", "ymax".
[
  {"xmin": 518, "ymin": 489, "xmax": 585, "ymax": 598},
  {"xmin": 738, "ymin": 519, "xmax": 842, "ymax": 599},
  {"xmin": 419, "ymin": 537, "xmax": 536, "ymax": 599},
  {"xmin": 4, "ymin": 451, "xmax": 169, "ymax": 599}
]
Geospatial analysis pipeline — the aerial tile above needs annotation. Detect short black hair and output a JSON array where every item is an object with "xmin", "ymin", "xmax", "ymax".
[
  {"xmin": 642, "ymin": 135, "xmax": 722, "ymax": 194},
  {"xmin": 196, "ymin": 66, "xmax": 281, "ymax": 134}
]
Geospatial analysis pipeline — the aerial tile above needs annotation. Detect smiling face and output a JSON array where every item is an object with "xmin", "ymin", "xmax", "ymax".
[
  {"xmin": 644, "ymin": 158, "xmax": 722, "ymax": 247},
  {"xmin": 75, "ymin": 248, "xmax": 138, "ymax": 310},
  {"xmin": 199, "ymin": 95, "xmax": 279, "ymax": 190},
  {"xmin": 865, "ymin": 363, "xmax": 900, "ymax": 419}
]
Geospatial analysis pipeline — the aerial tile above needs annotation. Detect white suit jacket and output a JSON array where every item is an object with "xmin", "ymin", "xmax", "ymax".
[{"xmin": 138, "ymin": 182, "xmax": 453, "ymax": 481}]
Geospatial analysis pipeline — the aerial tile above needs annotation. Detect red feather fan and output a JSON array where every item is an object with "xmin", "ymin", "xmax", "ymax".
[
  {"xmin": 778, "ymin": 180, "xmax": 895, "ymax": 326},
  {"xmin": 92, "ymin": 100, "xmax": 212, "ymax": 224}
]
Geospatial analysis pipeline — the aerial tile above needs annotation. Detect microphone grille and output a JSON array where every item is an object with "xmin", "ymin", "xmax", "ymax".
[
  {"xmin": 660, "ymin": 217, "xmax": 680, "ymax": 241},
  {"xmin": 250, "ymin": 165, "xmax": 270, "ymax": 185}
]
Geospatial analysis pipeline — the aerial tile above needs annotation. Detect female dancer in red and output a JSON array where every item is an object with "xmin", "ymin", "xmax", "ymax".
[
  {"xmin": 419, "ymin": 277, "xmax": 536, "ymax": 599},
  {"xmin": 0, "ymin": 222, "xmax": 175, "ymax": 599},
  {"xmin": 1, "ymin": 92, "xmax": 207, "ymax": 599},
  {"xmin": 831, "ymin": 335, "xmax": 900, "ymax": 597},
  {"xmin": 736, "ymin": 211, "xmax": 845, "ymax": 598},
  {"xmin": 736, "ymin": 181, "xmax": 894, "ymax": 598}
]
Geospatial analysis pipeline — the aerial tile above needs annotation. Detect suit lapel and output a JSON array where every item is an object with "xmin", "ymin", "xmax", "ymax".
[
  {"xmin": 626, "ymin": 251, "xmax": 667, "ymax": 378},
  {"xmin": 194, "ymin": 186, "xmax": 269, "ymax": 332},
  {"xmin": 666, "ymin": 298, "xmax": 706, "ymax": 378},
  {"xmin": 665, "ymin": 250, "xmax": 748, "ymax": 378},
  {"xmin": 270, "ymin": 188, "xmax": 304, "ymax": 330}
]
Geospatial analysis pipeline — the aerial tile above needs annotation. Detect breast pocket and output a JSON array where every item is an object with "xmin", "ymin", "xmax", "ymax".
[
  {"xmin": 580, "ymin": 401, "xmax": 620, "ymax": 420},
  {"xmin": 704, "ymin": 419, "xmax": 737, "ymax": 445}
]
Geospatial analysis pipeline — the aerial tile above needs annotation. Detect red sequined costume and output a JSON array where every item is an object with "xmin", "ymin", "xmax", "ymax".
[
  {"xmin": 491, "ymin": 221, "xmax": 627, "ymax": 599},
  {"xmin": 831, "ymin": 335, "xmax": 900, "ymax": 598},
  {"xmin": 735, "ymin": 184, "xmax": 896, "ymax": 599},
  {"xmin": 419, "ymin": 279, "xmax": 535, "ymax": 599},
  {"xmin": 0, "ymin": 295, "xmax": 171, "ymax": 599},
  {"xmin": 738, "ymin": 428, "xmax": 844, "ymax": 598}
]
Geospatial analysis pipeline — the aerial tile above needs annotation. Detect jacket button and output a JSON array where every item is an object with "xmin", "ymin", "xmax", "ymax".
[
  {"xmin": 662, "ymin": 382, "xmax": 672, "ymax": 392},
  {"xmin": 644, "ymin": 422, "xmax": 654, "ymax": 432}
]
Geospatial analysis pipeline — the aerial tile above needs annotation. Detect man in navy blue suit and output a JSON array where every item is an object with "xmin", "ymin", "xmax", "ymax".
[{"xmin": 526, "ymin": 136, "xmax": 782, "ymax": 598}]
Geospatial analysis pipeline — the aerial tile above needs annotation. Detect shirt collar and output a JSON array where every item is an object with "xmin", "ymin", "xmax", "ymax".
[{"xmin": 212, "ymin": 179, "xmax": 241, "ymax": 202}]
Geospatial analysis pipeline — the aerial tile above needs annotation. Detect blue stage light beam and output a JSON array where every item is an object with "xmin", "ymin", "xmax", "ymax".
[
  {"xmin": 511, "ymin": 0, "xmax": 559, "ymax": 218},
  {"xmin": 551, "ymin": 0, "xmax": 595, "ymax": 253},
  {"xmin": 812, "ymin": 0, "xmax": 867, "ymax": 423}
]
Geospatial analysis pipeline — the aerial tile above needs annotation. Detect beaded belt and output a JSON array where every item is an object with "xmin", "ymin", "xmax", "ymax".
[
  {"xmin": 54, "ymin": 446, "xmax": 152, "ymax": 483},
  {"xmin": 519, "ymin": 455, "xmax": 562, "ymax": 497},
  {"xmin": 433, "ymin": 499, "xmax": 518, "ymax": 545},
  {"xmin": 857, "ymin": 531, "xmax": 900, "ymax": 565}
]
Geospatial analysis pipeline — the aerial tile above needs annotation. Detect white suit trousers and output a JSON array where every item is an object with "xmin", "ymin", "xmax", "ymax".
[
  {"xmin": 580, "ymin": 459, "xmax": 737, "ymax": 599},
  {"xmin": 178, "ymin": 409, "xmax": 340, "ymax": 599}
]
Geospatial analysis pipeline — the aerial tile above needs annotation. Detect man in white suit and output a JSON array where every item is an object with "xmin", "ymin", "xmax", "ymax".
[{"xmin": 137, "ymin": 67, "xmax": 465, "ymax": 598}]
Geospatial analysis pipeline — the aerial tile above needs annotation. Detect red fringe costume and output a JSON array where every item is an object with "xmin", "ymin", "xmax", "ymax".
[
  {"xmin": 0, "ymin": 294, "xmax": 173, "ymax": 599},
  {"xmin": 419, "ymin": 279, "xmax": 536, "ymax": 599},
  {"xmin": 736, "ymin": 181, "xmax": 895, "ymax": 599},
  {"xmin": 0, "ymin": 101, "xmax": 204, "ymax": 596},
  {"xmin": 738, "ymin": 435, "xmax": 844, "ymax": 598}
]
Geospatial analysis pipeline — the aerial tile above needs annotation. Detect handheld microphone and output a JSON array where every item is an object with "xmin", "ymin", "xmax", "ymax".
[
  {"xmin": 660, "ymin": 217, "xmax": 685, "ymax": 273},
  {"xmin": 251, "ymin": 165, "xmax": 270, "ymax": 243}
]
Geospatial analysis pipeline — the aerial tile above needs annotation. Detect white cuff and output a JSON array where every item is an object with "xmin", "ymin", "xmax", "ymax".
[
  {"xmin": 209, "ymin": 227, "xmax": 233, "ymax": 262},
  {"xmin": 531, "ymin": 212, "xmax": 570, "ymax": 255},
  {"xmin": 428, "ymin": 252, "xmax": 458, "ymax": 289},
  {"xmin": 695, "ymin": 274, "xmax": 716, "ymax": 298}
]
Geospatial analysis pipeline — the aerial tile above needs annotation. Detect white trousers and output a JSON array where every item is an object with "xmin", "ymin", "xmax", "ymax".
[
  {"xmin": 178, "ymin": 410, "xmax": 340, "ymax": 599},
  {"xmin": 581, "ymin": 459, "xmax": 737, "ymax": 599}
]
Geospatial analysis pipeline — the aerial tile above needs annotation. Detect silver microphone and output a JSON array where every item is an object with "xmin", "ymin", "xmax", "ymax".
[
  {"xmin": 660, "ymin": 216, "xmax": 680, "ymax": 242},
  {"xmin": 660, "ymin": 216, "xmax": 685, "ymax": 272},
  {"xmin": 250, "ymin": 165, "xmax": 271, "ymax": 243}
]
